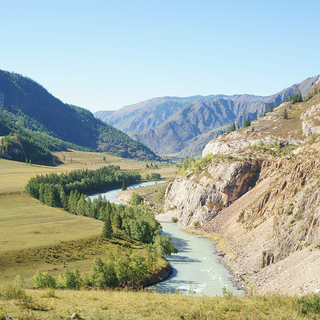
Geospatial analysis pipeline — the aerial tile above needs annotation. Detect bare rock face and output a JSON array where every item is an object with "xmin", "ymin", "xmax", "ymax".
[
  {"xmin": 164, "ymin": 159, "xmax": 261, "ymax": 227},
  {"xmin": 301, "ymin": 103, "xmax": 320, "ymax": 137}
]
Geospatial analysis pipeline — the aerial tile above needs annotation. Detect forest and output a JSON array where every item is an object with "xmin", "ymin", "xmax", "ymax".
[{"xmin": 25, "ymin": 165, "xmax": 177, "ymax": 258}]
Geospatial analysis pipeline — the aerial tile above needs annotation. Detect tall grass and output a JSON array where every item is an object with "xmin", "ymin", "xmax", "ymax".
[{"xmin": 1, "ymin": 288, "xmax": 320, "ymax": 320}]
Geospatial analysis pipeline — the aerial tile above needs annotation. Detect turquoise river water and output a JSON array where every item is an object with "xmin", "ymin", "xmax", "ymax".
[{"xmin": 89, "ymin": 181, "xmax": 244, "ymax": 297}]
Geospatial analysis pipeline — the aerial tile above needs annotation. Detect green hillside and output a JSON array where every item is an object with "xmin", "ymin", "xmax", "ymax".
[{"xmin": 0, "ymin": 70, "xmax": 158, "ymax": 162}]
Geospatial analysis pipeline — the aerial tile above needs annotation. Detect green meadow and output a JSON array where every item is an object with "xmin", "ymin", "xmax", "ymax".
[{"xmin": 0, "ymin": 152, "xmax": 175, "ymax": 285}]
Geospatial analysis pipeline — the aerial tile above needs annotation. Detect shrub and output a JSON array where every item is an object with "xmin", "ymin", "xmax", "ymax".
[
  {"xmin": 33, "ymin": 271, "xmax": 56, "ymax": 289},
  {"xmin": 192, "ymin": 220, "xmax": 200, "ymax": 229},
  {"xmin": 297, "ymin": 294, "xmax": 320, "ymax": 314},
  {"xmin": 171, "ymin": 216, "xmax": 178, "ymax": 223}
]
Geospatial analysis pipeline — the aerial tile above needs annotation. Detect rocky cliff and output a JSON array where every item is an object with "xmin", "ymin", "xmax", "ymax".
[{"xmin": 162, "ymin": 83, "xmax": 320, "ymax": 295}]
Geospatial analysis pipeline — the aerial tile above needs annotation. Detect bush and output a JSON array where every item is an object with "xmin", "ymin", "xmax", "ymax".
[
  {"xmin": 297, "ymin": 294, "xmax": 320, "ymax": 314},
  {"xmin": 171, "ymin": 216, "xmax": 178, "ymax": 223},
  {"xmin": 33, "ymin": 271, "xmax": 56, "ymax": 289},
  {"xmin": 192, "ymin": 220, "xmax": 200, "ymax": 229}
]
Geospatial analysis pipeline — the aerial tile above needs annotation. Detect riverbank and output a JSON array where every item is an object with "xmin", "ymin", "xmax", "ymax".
[
  {"xmin": 91, "ymin": 181, "xmax": 242, "ymax": 296},
  {"xmin": 144, "ymin": 261, "xmax": 172, "ymax": 288},
  {"xmin": 181, "ymin": 228, "xmax": 247, "ymax": 292},
  {"xmin": 115, "ymin": 180, "xmax": 168, "ymax": 214}
]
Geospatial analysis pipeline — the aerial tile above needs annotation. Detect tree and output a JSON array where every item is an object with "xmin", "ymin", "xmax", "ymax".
[
  {"xmin": 243, "ymin": 117, "xmax": 251, "ymax": 128},
  {"xmin": 77, "ymin": 195, "xmax": 87, "ymax": 216},
  {"xmin": 154, "ymin": 234, "xmax": 178, "ymax": 256},
  {"xmin": 283, "ymin": 108, "xmax": 288, "ymax": 119},
  {"xmin": 122, "ymin": 178, "xmax": 127, "ymax": 191},
  {"xmin": 102, "ymin": 216, "xmax": 113, "ymax": 239},
  {"xmin": 113, "ymin": 212, "xmax": 122, "ymax": 229},
  {"xmin": 150, "ymin": 173, "xmax": 161, "ymax": 180},
  {"xmin": 130, "ymin": 192, "xmax": 143, "ymax": 206}
]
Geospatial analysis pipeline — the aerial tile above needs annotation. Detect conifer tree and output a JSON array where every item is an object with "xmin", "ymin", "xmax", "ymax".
[
  {"xmin": 122, "ymin": 178, "xmax": 127, "ymax": 191},
  {"xmin": 102, "ymin": 216, "xmax": 113, "ymax": 239}
]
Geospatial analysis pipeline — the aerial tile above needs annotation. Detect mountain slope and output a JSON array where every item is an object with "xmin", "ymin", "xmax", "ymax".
[
  {"xmin": 94, "ymin": 95, "xmax": 226, "ymax": 133},
  {"xmin": 161, "ymin": 83, "xmax": 320, "ymax": 295},
  {"xmin": 96, "ymin": 76, "xmax": 319, "ymax": 158},
  {"xmin": 0, "ymin": 70, "xmax": 158, "ymax": 161}
]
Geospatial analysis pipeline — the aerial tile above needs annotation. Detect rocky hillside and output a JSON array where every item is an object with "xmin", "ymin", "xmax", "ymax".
[
  {"xmin": 161, "ymin": 79, "xmax": 320, "ymax": 295},
  {"xmin": 95, "ymin": 76, "xmax": 319, "ymax": 157}
]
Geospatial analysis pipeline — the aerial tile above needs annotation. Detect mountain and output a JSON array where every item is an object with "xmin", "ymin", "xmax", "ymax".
[
  {"xmin": 94, "ymin": 95, "xmax": 224, "ymax": 133},
  {"xmin": 160, "ymin": 78, "xmax": 320, "ymax": 295},
  {"xmin": 95, "ymin": 76, "xmax": 319, "ymax": 158},
  {"xmin": 0, "ymin": 70, "xmax": 158, "ymax": 162}
]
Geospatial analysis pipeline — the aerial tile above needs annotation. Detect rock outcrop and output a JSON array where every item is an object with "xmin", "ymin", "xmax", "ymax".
[
  {"xmin": 164, "ymin": 159, "xmax": 261, "ymax": 226},
  {"xmin": 163, "ymin": 85, "xmax": 320, "ymax": 295}
]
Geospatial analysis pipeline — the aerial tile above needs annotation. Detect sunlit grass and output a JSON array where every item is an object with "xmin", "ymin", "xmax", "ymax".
[
  {"xmin": 0, "ymin": 287, "xmax": 316, "ymax": 320},
  {"xmin": 0, "ymin": 150, "xmax": 176, "ymax": 194}
]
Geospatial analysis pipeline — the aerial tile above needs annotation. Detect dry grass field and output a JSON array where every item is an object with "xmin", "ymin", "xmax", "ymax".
[
  {"xmin": 0, "ymin": 286, "xmax": 316, "ymax": 320},
  {"xmin": 0, "ymin": 150, "xmax": 177, "ymax": 194}
]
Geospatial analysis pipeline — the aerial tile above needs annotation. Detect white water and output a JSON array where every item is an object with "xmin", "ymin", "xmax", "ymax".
[{"xmin": 89, "ymin": 181, "xmax": 244, "ymax": 297}]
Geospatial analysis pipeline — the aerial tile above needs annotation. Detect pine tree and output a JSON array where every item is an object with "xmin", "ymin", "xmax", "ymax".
[
  {"xmin": 283, "ymin": 108, "xmax": 288, "ymax": 119},
  {"xmin": 102, "ymin": 216, "xmax": 113, "ymax": 239},
  {"xmin": 113, "ymin": 213, "xmax": 122, "ymax": 229},
  {"xmin": 122, "ymin": 178, "xmax": 127, "ymax": 191},
  {"xmin": 39, "ymin": 182, "xmax": 45, "ymax": 204}
]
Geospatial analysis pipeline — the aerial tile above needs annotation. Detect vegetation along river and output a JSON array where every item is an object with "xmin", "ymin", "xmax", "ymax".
[{"xmin": 89, "ymin": 181, "xmax": 243, "ymax": 297}]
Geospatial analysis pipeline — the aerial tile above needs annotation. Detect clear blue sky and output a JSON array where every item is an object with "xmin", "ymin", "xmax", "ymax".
[{"xmin": 1, "ymin": 0, "xmax": 319, "ymax": 112}]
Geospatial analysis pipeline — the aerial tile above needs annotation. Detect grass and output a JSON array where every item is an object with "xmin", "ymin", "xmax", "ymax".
[
  {"xmin": 0, "ymin": 151, "xmax": 175, "ymax": 285},
  {"xmin": 0, "ymin": 150, "xmax": 176, "ymax": 194},
  {"xmin": 0, "ymin": 287, "xmax": 318, "ymax": 320},
  {"xmin": 129, "ymin": 182, "xmax": 169, "ymax": 213},
  {"xmin": 0, "ymin": 192, "xmax": 167, "ymax": 286}
]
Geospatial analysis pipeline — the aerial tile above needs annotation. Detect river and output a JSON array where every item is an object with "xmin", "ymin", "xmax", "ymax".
[{"xmin": 88, "ymin": 181, "xmax": 244, "ymax": 297}]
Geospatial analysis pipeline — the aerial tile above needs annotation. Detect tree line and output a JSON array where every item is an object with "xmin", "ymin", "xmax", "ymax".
[
  {"xmin": 25, "ymin": 165, "xmax": 142, "ymax": 204},
  {"xmin": 25, "ymin": 165, "xmax": 177, "ymax": 256},
  {"xmin": 33, "ymin": 247, "xmax": 163, "ymax": 290}
]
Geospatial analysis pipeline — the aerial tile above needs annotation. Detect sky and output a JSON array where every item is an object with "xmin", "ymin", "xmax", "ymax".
[{"xmin": 0, "ymin": 0, "xmax": 319, "ymax": 112}]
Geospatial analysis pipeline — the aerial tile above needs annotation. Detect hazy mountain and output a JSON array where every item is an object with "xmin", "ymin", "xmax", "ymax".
[
  {"xmin": 0, "ymin": 70, "xmax": 158, "ymax": 161},
  {"xmin": 95, "ymin": 76, "xmax": 319, "ymax": 158}
]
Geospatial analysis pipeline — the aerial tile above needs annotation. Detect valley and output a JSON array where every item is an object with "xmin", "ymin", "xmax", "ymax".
[{"xmin": 1, "ymin": 72, "xmax": 320, "ymax": 319}]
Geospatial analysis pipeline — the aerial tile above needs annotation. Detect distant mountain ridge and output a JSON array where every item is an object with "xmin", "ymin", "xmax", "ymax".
[
  {"xmin": 0, "ymin": 70, "xmax": 158, "ymax": 161},
  {"xmin": 95, "ymin": 76, "xmax": 319, "ymax": 157}
]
